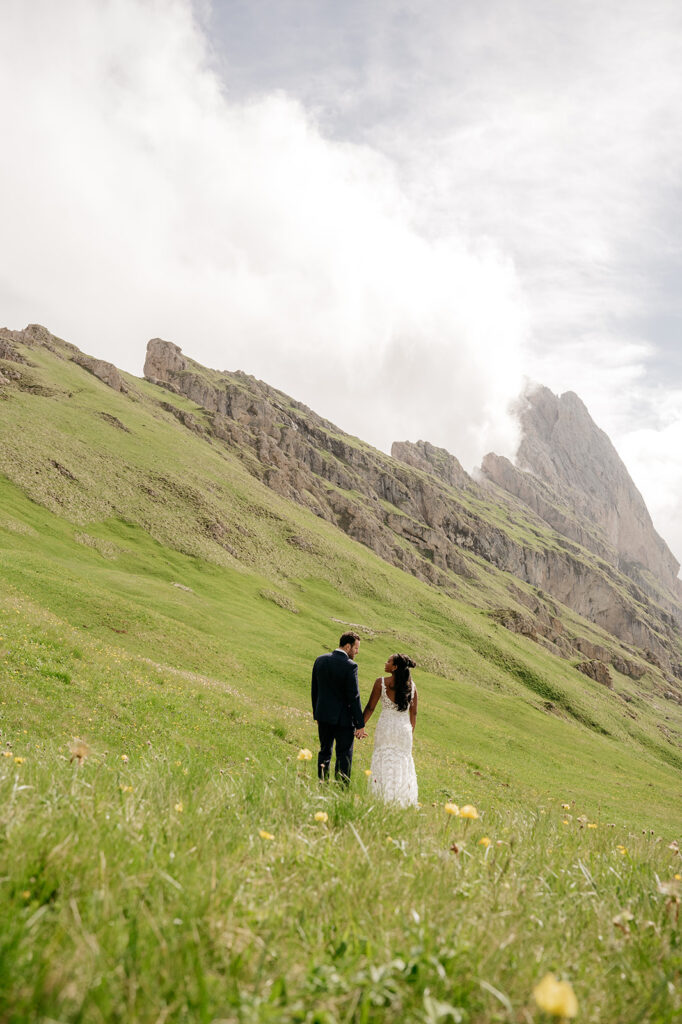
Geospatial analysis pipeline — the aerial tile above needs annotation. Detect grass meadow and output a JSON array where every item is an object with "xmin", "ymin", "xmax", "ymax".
[
  {"xmin": 1, "ymin": 542, "xmax": 681, "ymax": 1022},
  {"xmin": 0, "ymin": 343, "xmax": 681, "ymax": 1021}
]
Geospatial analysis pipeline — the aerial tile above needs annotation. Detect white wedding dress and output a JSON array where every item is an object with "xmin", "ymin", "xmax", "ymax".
[{"xmin": 368, "ymin": 678, "xmax": 418, "ymax": 807}]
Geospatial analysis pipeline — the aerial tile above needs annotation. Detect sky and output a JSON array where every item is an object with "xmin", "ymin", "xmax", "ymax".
[{"xmin": 1, "ymin": 0, "xmax": 682, "ymax": 563}]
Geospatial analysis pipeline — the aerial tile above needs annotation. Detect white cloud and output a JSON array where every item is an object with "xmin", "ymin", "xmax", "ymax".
[
  {"xmin": 0, "ymin": 0, "xmax": 528, "ymax": 469},
  {"xmin": 340, "ymin": 0, "xmax": 682, "ymax": 563},
  {"xmin": 2, "ymin": 0, "xmax": 682, "ymax": 566},
  {"xmin": 363, "ymin": 0, "xmax": 682, "ymax": 347},
  {"xmin": 618, "ymin": 390, "xmax": 682, "ymax": 568}
]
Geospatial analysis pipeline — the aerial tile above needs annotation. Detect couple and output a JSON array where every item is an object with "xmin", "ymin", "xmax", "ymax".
[{"xmin": 311, "ymin": 631, "xmax": 418, "ymax": 808}]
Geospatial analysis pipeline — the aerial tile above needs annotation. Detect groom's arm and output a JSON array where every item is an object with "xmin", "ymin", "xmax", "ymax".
[{"xmin": 344, "ymin": 661, "xmax": 365, "ymax": 732}]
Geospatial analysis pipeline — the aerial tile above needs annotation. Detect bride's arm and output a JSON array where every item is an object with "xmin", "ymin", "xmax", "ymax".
[
  {"xmin": 410, "ymin": 686, "xmax": 418, "ymax": 732},
  {"xmin": 362, "ymin": 678, "xmax": 382, "ymax": 724}
]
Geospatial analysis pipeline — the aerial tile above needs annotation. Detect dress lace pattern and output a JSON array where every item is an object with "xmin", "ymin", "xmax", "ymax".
[{"xmin": 368, "ymin": 678, "xmax": 418, "ymax": 808}]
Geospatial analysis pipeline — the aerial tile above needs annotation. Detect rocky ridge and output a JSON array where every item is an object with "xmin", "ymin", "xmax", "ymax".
[
  {"xmin": 142, "ymin": 336, "xmax": 682, "ymax": 676},
  {"xmin": 481, "ymin": 387, "xmax": 681, "ymax": 604},
  {"xmin": 2, "ymin": 325, "xmax": 681, "ymax": 688},
  {"xmin": 0, "ymin": 324, "xmax": 128, "ymax": 393}
]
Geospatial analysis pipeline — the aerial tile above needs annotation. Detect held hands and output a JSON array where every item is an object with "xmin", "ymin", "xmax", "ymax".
[{"xmin": 355, "ymin": 727, "xmax": 368, "ymax": 739}]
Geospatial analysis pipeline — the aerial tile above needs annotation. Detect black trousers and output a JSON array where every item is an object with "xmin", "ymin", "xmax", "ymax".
[{"xmin": 317, "ymin": 721, "xmax": 355, "ymax": 782}]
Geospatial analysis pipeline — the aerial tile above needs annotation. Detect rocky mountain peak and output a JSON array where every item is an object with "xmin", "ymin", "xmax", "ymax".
[
  {"xmin": 391, "ymin": 440, "xmax": 471, "ymax": 490},
  {"xmin": 0, "ymin": 323, "xmax": 128, "ymax": 391},
  {"xmin": 3, "ymin": 326, "xmax": 682, "ymax": 678},
  {"xmin": 482, "ymin": 385, "xmax": 680, "ymax": 590},
  {"xmin": 515, "ymin": 387, "xmax": 623, "ymax": 500},
  {"xmin": 144, "ymin": 338, "xmax": 188, "ymax": 379}
]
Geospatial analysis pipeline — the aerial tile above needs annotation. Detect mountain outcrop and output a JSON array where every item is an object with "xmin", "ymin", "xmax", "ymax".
[
  {"xmin": 391, "ymin": 440, "xmax": 471, "ymax": 491},
  {"xmin": 481, "ymin": 387, "xmax": 681, "ymax": 603},
  {"xmin": 0, "ymin": 323, "xmax": 128, "ymax": 392},
  {"xmin": 143, "ymin": 336, "xmax": 682, "ymax": 673},
  {"xmin": 2, "ymin": 325, "xmax": 682, "ymax": 684}
]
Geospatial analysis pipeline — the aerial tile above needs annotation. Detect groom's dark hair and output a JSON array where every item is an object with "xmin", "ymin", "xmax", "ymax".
[{"xmin": 339, "ymin": 631, "xmax": 360, "ymax": 647}]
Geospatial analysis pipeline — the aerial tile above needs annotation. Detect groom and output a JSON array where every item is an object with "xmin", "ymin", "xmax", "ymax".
[{"xmin": 311, "ymin": 631, "xmax": 367, "ymax": 782}]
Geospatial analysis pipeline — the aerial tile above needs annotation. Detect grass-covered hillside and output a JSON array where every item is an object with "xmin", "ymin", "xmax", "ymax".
[{"xmin": 0, "ymin": 331, "xmax": 681, "ymax": 1021}]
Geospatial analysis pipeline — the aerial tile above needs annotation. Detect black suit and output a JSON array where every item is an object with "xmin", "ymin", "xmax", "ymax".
[{"xmin": 312, "ymin": 649, "xmax": 364, "ymax": 781}]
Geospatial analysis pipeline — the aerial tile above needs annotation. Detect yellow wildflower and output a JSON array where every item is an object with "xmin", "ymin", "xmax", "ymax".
[
  {"xmin": 120, "ymin": 754, "xmax": 129, "ymax": 763},
  {"xmin": 297, "ymin": 748, "xmax": 313, "ymax": 762},
  {"xmin": 259, "ymin": 830, "xmax": 274, "ymax": 840},
  {"xmin": 533, "ymin": 973, "xmax": 578, "ymax": 1018},
  {"xmin": 478, "ymin": 837, "xmax": 491, "ymax": 847},
  {"xmin": 120, "ymin": 784, "xmax": 133, "ymax": 793},
  {"xmin": 14, "ymin": 757, "xmax": 24, "ymax": 765},
  {"xmin": 2, "ymin": 750, "xmax": 12, "ymax": 758},
  {"xmin": 587, "ymin": 823, "xmax": 598, "ymax": 829},
  {"xmin": 675, "ymin": 874, "xmax": 681, "ymax": 881},
  {"xmin": 174, "ymin": 802, "xmax": 183, "ymax": 813},
  {"xmin": 21, "ymin": 890, "xmax": 31, "ymax": 900},
  {"xmin": 459, "ymin": 805, "xmax": 479, "ymax": 820},
  {"xmin": 562, "ymin": 819, "xmax": 570, "ymax": 825},
  {"xmin": 69, "ymin": 739, "xmax": 90, "ymax": 765},
  {"xmin": 364, "ymin": 769, "xmax": 372, "ymax": 777},
  {"xmin": 444, "ymin": 802, "xmax": 459, "ymax": 815},
  {"xmin": 386, "ymin": 836, "xmax": 393, "ymax": 843},
  {"xmin": 561, "ymin": 803, "xmax": 571, "ymax": 809},
  {"xmin": 314, "ymin": 811, "xmax": 328, "ymax": 823}
]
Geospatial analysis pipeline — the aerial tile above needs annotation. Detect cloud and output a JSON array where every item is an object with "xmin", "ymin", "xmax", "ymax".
[
  {"xmin": 356, "ymin": 0, "xmax": 682, "ymax": 347},
  {"xmin": 318, "ymin": 0, "xmax": 682, "ymax": 563},
  {"xmin": 618, "ymin": 390, "xmax": 682, "ymax": 568},
  {"xmin": 0, "ymin": 0, "xmax": 528, "ymax": 469},
  {"xmin": 2, "ymin": 0, "xmax": 681, "ymax": 566}
]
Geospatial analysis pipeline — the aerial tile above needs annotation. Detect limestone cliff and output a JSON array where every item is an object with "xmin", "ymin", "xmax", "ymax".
[
  {"xmin": 481, "ymin": 386, "xmax": 681, "ymax": 604},
  {"xmin": 0, "ymin": 324, "xmax": 129, "ymax": 392},
  {"xmin": 391, "ymin": 440, "xmax": 471, "ymax": 491},
  {"xmin": 3, "ymin": 325, "xmax": 681, "ymax": 681},
  {"xmin": 143, "ymin": 337, "xmax": 682, "ymax": 671}
]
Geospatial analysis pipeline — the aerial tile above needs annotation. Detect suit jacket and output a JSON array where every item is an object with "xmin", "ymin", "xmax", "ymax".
[{"xmin": 311, "ymin": 650, "xmax": 364, "ymax": 730}]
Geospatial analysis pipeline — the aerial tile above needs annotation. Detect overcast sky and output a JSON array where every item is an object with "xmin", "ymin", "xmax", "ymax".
[{"xmin": 2, "ymin": 0, "xmax": 682, "ymax": 564}]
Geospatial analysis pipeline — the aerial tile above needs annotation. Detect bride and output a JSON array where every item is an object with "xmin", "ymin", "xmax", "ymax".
[{"xmin": 362, "ymin": 653, "xmax": 418, "ymax": 807}]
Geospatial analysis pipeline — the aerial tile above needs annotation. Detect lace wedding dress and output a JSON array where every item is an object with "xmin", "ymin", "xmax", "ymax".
[{"xmin": 368, "ymin": 678, "xmax": 418, "ymax": 807}]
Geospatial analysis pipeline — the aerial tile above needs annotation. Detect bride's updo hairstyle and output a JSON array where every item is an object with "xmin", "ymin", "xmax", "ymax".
[{"xmin": 392, "ymin": 653, "xmax": 416, "ymax": 711}]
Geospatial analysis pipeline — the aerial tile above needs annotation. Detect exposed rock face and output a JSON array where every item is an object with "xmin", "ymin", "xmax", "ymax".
[
  {"xmin": 71, "ymin": 352, "xmax": 128, "ymax": 393},
  {"xmin": 483, "ymin": 387, "xmax": 680, "ymax": 591},
  {"xmin": 143, "ymin": 339, "xmax": 682, "ymax": 670},
  {"xmin": 0, "ymin": 337, "xmax": 21, "ymax": 363},
  {"xmin": 576, "ymin": 660, "xmax": 614, "ymax": 689},
  {"xmin": 145, "ymin": 338, "xmax": 187, "ymax": 378},
  {"xmin": 481, "ymin": 452, "xmax": 613, "ymax": 563},
  {"xmin": 160, "ymin": 401, "xmax": 206, "ymax": 435},
  {"xmin": 7, "ymin": 324, "xmax": 679, "ymax": 680},
  {"xmin": 392, "ymin": 440, "xmax": 471, "ymax": 490},
  {"xmin": 1, "ymin": 324, "xmax": 128, "ymax": 392},
  {"xmin": 0, "ymin": 327, "xmax": 34, "ymax": 364},
  {"xmin": 611, "ymin": 656, "xmax": 647, "ymax": 680},
  {"xmin": 143, "ymin": 341, "xmax": 481, "ymax": 585},
  {"xmin": 0, "ymin": 323, "xmax": 54, "ymax": 352}
]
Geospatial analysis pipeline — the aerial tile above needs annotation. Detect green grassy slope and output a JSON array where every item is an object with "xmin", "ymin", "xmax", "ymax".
[{"xmin": 1, "ymin": 340, "xmax": 681, "ymax": 1021}]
